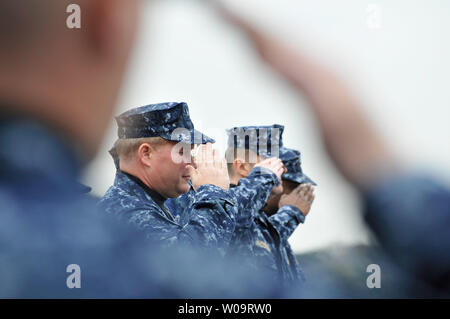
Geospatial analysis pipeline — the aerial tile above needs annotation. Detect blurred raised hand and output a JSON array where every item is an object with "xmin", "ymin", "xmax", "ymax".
[{"xmin": 220, "ymin": 6, "xmax": 397, "ymax": 191}]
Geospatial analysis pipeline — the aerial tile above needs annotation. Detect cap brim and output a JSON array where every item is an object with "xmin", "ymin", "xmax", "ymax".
[
  {"xmin": 194, "ymin": 129, "xmax": 215, "ymax": 144},
  {"xmin": 166, "ymin": 129, "xmax": 215, "ymax": 144},
  {"xmin": 282, "ymin": 173, "xmax": 317, "ymax": 186}
]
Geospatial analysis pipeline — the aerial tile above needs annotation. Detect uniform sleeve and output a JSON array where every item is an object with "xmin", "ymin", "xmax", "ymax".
[
  {"xmin": 165, "ymin": 188, "xmax": 195, "ymax": 224},
  {"xmin": 363, "ymin": 173, "xmax": 450, "ymax": 288},
  {"xmin": 268, "ymin": 205, "xmax": 305, "ymax": 240},
  {"xmin": 100, "ymin": 184, "xmax": 237, "ymax": 255},
  {"xmin": 179, "ymin": 184, "xmax": 237, "ymax": 254},
  {"xmin": 229, "ymin": 167, "xmax": 280, "ymax": 228},
  {"xmin": 127, "ymin": 204, "xmax": 194, "ymax": 244}
]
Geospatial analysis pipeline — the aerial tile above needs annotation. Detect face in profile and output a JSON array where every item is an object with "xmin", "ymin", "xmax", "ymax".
[{"xmin": 148, "ymin": 141, "xmax": 195, "ymax": 198}]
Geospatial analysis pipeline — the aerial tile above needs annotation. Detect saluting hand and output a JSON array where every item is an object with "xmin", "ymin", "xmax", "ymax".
[
  {"xmin": 254, "ymin": 157, "xmax": 286, "ymax": 181},
  {"xmin": 279, "ymin": 183, "xmax": 315, "ymax": 216},
  {"xmin": 188, "ymin": 143, "xmax": 230, "ymax": 191},
  {"xmin": 254, "ymin": 157, "xmax": 286, "ymax": 194}
]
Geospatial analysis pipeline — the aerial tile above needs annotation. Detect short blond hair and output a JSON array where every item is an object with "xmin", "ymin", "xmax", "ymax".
[{"xmin": 116, "ymin": 137, "xmax": 167, "ymax": 161}]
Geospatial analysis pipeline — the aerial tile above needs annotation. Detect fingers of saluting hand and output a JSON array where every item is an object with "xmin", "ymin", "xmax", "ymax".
[
  {"xmin": 212, "ymin": 148, "xmax": 220, "ymax": 168},
  {"xmin": 295, "ymin": 184, "xmax": 306, "ymax": 197},
  {"xmin": 307, "ymin": 186, "xmax": 316, "ymax": 202}
]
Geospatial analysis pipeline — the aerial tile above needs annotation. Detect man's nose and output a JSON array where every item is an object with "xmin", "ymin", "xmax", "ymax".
[
  {"xmin": 190, "ymin": 159, "xmax": 198, "ymax": 169},
  {"xmin": 184, "ymin": 153, "xmax": 197, "ymax": 169}
]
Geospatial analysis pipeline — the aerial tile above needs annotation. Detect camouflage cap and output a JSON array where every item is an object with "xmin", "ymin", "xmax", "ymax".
[
  {"xmin": 115, "ymin": 102, "xmax": 215, "ymax": 144},
  {"xmin": 226, "ymin": 124, "xmax": 284, "ymax": 158},
  {"xmin": 279, "ymin": 147, "xmax": 316, "ymax": 185}
]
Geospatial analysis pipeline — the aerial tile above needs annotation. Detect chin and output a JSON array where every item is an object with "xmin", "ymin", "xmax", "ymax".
[{"xmin": 178, "ymin": 183, "xmax": 190, "ymax": 194}]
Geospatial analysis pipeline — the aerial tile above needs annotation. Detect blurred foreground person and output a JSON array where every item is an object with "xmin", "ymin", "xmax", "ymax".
[
  {"xmin": 225, "ymin": 125, "xmax": 314, "ymax": 287},
  {"xmin": 99, "ymin": 102, "xmax": 237, "ymax": 255},
  {"xmin": 0, "ymin": 0, "xmax": 281, "ymax": 298},
  {"xmin": 0, "ymin": 0, "xmax": 144, "ymax": 297},
  {"xmin": 224, "ymin": 9, "xmax": 450, "ymax": 295}
]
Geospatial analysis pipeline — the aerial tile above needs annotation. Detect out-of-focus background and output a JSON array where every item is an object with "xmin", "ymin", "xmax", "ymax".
[{"xmin": 83, "ymin": 0, "xmax": 450, "ymax": 255}]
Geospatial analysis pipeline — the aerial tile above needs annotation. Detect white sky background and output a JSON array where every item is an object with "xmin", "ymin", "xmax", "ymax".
[{"xmin": 83, "ymin": 0, "xmax": 450, "ymax": 254}]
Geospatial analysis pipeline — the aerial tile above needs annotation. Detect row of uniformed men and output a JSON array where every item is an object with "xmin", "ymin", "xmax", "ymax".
[{"xmin": 98, "ymin": 102, "xmax": 316, "ymax": 286}]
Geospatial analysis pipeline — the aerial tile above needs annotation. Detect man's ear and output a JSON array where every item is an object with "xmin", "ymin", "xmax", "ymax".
[
  {"xmin": 137, "ymin": 142, "xmax": 153, "ymax": 167},
  {"xmin": 233, "ymin": 158, "xmax": 252, "ymax": 178}
]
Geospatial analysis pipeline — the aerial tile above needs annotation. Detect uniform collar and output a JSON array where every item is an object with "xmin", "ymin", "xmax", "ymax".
[
  {"xmin": 256, "ymin": 210, "xmax": 270, "ymax": 226},
  {"xmin": 119, "ymin": 171, "xmax": 167, "ymax": 204},
  {"xmin": 116, "ymin": 171, "xmax": 175, "ymax": 222}
]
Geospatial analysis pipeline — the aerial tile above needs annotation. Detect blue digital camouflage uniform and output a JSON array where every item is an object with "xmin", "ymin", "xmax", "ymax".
[
  {"xmin": 167, "ymin": 164, "xmax": 283, "ymax": 260},
  {"xmin": 363, "ymin": 173, "xmax": 450, "ymax": 293},
  {"xmin": 165, "ymin": 182, "xmax": 196, "ymax": 226},
  {"xmin": 225, "ymin": 125, "xmax": 316, "ymax": 286},
  {"xmin": 149, "ymin": 123, "xmax": 285, "ymax": 225},
  {"xmin": 0, "ymin": 118, "xmax": 183, "ymax": 297},
  {"xmin": 269, "ymin": 147, "xmax": 317, "ymax": 283},
  {"xmin": 100, "ymin": 170, "xmax": 236, "ymax": 254},
  {"xmin": 0, "ymin": 115, "xmax": 292, "ymax": 298},
  {"xmin": 166, "ymin": 124, "xmax": 284, "ymax": 236},
  {"xmin": 98, "ymin": 102, "xmax": 237, "ymax": 254}
]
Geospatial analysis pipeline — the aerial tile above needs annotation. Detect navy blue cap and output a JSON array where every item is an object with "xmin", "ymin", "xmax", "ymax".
[
  {"xmin": 226, "ymin": 124, "xmax": 284, "ymax": 158},
  {"xmin": 116, "ymin": 102, "xmax": 215, "ymax": 144},
  {"xmin": 279, "ymin": 147, "xmax": 316, "ymax": 185}
]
